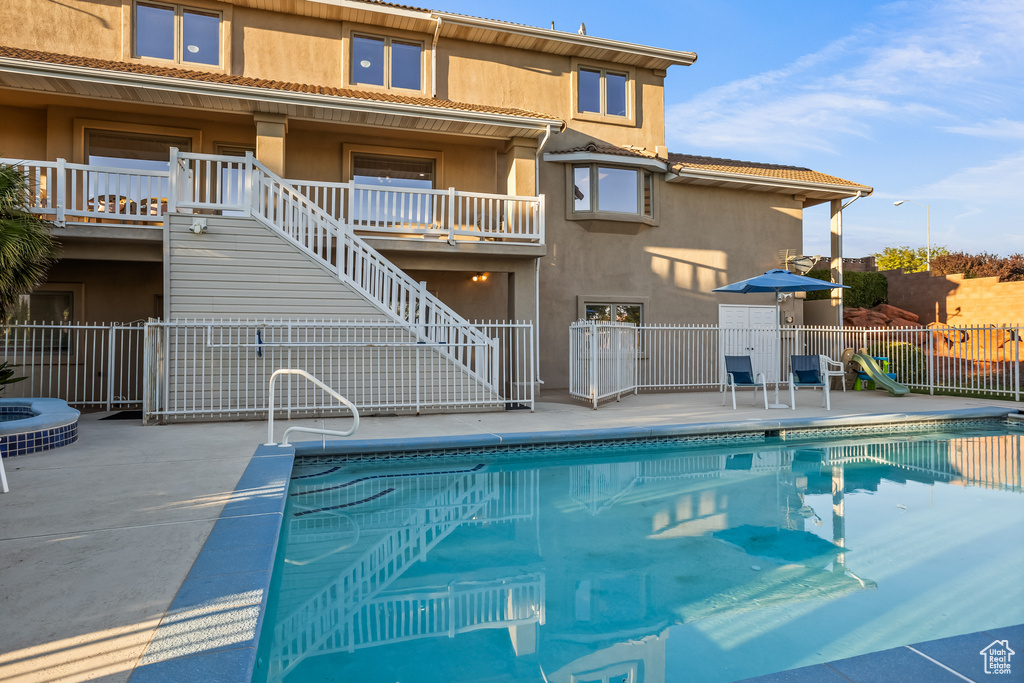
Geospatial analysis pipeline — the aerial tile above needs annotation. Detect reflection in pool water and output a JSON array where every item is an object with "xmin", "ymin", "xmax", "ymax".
[{"xmin": 254, "ymin": 425, "xmax": 1023, "ymax": 683}]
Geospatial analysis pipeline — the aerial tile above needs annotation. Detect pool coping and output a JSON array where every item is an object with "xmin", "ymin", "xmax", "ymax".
[
  {"xmin": 0, "ymin": 397, "xmax": 81, "ymax": 457},
  {"xmin": 128, "ymin": 406, "xmax": 1020, "ymax": 682}
]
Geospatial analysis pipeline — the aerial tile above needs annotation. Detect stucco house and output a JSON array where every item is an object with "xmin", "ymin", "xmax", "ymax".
[{"xmin": 0, "ymin": 0, "xmax": 871, "ymax": 402}]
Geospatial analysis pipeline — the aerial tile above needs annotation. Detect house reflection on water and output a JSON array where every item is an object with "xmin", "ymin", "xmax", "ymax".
[{"xmin": 256, "ymin": 428, "xmax": 1023, "ymax": 683}]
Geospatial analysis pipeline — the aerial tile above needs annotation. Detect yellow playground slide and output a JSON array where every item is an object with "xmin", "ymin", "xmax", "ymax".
[{"xmin": 851, "ymin": 352, "xmax": 910, "ymax": 396}]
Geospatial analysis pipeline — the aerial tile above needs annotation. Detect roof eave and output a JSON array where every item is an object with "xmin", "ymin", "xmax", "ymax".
[
  {"xmin": 667, "ymin": 168, "xmax": 873, "ymax": 200},
  {"xmin": 433, "ymin": 13, "xmax": 698, "ymax": 69},
  {"xmin": 543, "ymin": 151, "xmax": 667, "ymax": 172},
  {"xmin": 0, "ymin": 57, "xmax": 560, "ymax": 138}
]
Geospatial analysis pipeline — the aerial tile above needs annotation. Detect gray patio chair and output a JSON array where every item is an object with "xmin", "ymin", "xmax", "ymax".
[
  {"xmin": 722, "ymin": 355, "xmax": 768, "ymax": 410},
  {"xmin": 789, "ymin": 354, "xmax": 831, "ymax": 410}
]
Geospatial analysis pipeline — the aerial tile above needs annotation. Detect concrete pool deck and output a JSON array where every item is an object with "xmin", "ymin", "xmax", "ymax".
[{"xmin": 0, "ymin": 389, "xmax": 1020, "ymax": 682}]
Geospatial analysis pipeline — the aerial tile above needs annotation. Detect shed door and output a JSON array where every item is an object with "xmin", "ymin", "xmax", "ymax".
[{"xmin": 719, "ymin": 304, "xmax": 780, "ymax": 382}]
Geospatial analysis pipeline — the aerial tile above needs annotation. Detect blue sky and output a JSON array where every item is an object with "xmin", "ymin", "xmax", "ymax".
[{"xmin": 438, "ymin": 0, "xmax": 1023, "ymax": 258}]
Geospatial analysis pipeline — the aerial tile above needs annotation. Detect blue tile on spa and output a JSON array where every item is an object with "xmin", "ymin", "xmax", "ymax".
[
  {"xmin": 187, "ymin": 543, "xmax": 276, "ymax": 579},
  {"xmin": 170, "ymin": 570, "xmax": 271, "ymax": 613},
  {"xmin": 128, "ymin": 646, "xmax": 255, "ymax": 683},
  {"xmin": 829, "ymin": 646, "xmax": 968, "ymax": 682},
  {"xmin": 736, "ymin": 663, "xmax": 851, "ymax": 682},
  {"xmin": 203, "ymin": 513, "xmax": 281, "ymax": 550}
]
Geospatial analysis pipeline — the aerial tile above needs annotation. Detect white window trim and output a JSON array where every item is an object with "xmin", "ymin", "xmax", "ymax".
[
  {"xmin": 577, "ymin": 295, "xmax": 648, "ymax": 324},
  {"xmin": 127, "ymin": 0, "xmax": 229, "ymax": 71},
  {"xmin": 348, "ymin": 31, "xmax": 426, "ymax": 93},
  {"xmin": 570, "ymin": 58, "xmax": 637, "ymax": 127},
  {"xmin": 561, "ymin": 162, "xmax": 658, "ymax": 225}
]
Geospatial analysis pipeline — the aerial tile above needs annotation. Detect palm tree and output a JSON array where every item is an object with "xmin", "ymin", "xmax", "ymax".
[{"xmin": 0, "ymin": 163, "xmax": 57, "ymax": 320}]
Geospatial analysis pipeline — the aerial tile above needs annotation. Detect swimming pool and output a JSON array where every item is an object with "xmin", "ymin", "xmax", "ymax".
[{"xmin": 252, "ymin": 419, "xmax": 1023, "ymax": 682}]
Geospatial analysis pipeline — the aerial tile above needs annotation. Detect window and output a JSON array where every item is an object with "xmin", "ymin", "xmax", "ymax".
[
  {"xmin": 573, "ymin": 164, "xmax": 653, "ymax": 218},
  {"xmin": 135, "ymin": 2, "xmax": 221, "ymax": 66},
  {"xmin": 585, "ymin": 302, "xmax": 642, "ymax": 325},
  {"xmin": 578, "ymin": 67, "xmax": 628, "ymax": 117},
  {"xmin": 351, "ymin": 154, "xmax": 435, "ymax": 226},
  {"xmin": 351, "ymin": 34, "xmax": 422, "ymax": 90}
]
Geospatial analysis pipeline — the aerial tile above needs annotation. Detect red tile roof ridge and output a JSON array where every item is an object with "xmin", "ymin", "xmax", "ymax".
[
  {"xmin": 668, "ymin": 152, "xmax": 871, "ymax": 189},
  {"xmin": 0, "ymin": 44, "xmax": 560, "ymax": 121}
]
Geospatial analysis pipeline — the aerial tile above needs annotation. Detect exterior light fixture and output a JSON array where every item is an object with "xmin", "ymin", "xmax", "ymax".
[
  {"xmin": 471, "ymin": 273, "xmax": 488, "ymax": 282},
  {"xmin": 893, "ymin": 199, "xmax": 931, "ymax": 271}
]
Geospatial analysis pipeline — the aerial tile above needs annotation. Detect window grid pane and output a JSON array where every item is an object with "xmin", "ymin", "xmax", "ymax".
[
  {"xmin": 136, "ymin": 3, "xmax": 175, "ymax": 61},
  {"xmin": 578, "ymin": 68, "xmax": 602, "ymax": 113},
  {"xmin": 643, "ymin": 172, "xmax": 653, "ymax": 217},
  {"xmin": 573, "ymin": 166, "xmax": 591, "ymax": 212},
  {"xmin": 585, "ymin": 304, "xmax": 611, "ymax": 322},
  {"xmin": 597, "ymin": 167, "xmax": 639, "ymax": 213},
  {"xmin": 352, "ymin": 35, "xmax": 386, "ymax": 86},
  {"xmin": 605, "ymin": 72, "xmax": 627, "ymax": 117},
  {"xmin": 390, "ymin": 41, "xmax": 422, "ymax": 90},
  {"xmin": 182, "ymin": 9, "xmax": 220, "ymax": 65}
]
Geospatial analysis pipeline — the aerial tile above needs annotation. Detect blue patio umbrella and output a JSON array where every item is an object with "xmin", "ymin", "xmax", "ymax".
[
  {"xmin": 713, "ymin": 269, "xmax": 847, "ymax": 408},
  {"xmin": 712, "ymin": 268, "xmax": 849, "ymax": 295}
]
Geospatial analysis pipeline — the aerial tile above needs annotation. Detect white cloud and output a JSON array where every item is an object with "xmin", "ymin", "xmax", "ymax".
[
  {"xmin": 942, "ymin": 119, "xmax": 1024, "ymax": 139},
  {"xmin": 915, "ymin": 150, "xmax": 1024, "ymax": 201},
  {"xmin": 666, "ymin": 0, "xmax": 1024, "ymax": 155}
]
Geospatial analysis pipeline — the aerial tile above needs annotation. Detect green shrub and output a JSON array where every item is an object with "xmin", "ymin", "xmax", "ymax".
[
  {"xmin": 804, "ymin": 269, "xmax": 887, "ymax": 308},
  {"xmin": 866, "ymin": 341, "xmax": 926, "ymax": 384},
  {"xmin": 0, "ymin": 360, "xmax": 26, "ymax": 393}
]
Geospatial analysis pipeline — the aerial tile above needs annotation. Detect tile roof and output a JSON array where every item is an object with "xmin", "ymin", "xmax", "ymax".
[
  {"xmin": 668, "ymin": 153, "xmax": 871, "ymax": 189},
  {"xmin": 546, "ymin": 143, "xmax": 659, "ymax": 159},
  {"xmin": 0, "ymin": 45, "xmax": 560, "ymax": 122}
]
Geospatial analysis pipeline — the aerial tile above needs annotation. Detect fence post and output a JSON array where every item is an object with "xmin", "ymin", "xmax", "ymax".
[
  {"xmin": 55, "ymin": 158, "xmax": 66, "ymax": 226},
  {"xmin": 244, "ymin": 151, "xmax": 254, "ymax": 216},
  {"xmin": 1015, "ymin": 324, "xmax": 1020, "ymax": 402},
  {"xmin": 447, "ymin": 187, "xmax": 456, "ymax": 245},
  {"xmin": 418, "ymin": 281, "xmax": 428, "ymax": 339},
  {"xmin": 537, "ymin": 194, "xmax": 545, "ymax": 244},
  {"xmin": 106, "ymin": 324, "xmax": 117, "ymax": 411},
  {"xmin": 590, "ymin": 322, "xmax": 598, "ymax": 410},
  {"xmin": 928, "ymin": 323, "xmax": 935, "ymax": 395},
  {"xmin": 168, "ymin": 147, "xmax": 179, "ymax": 213}
]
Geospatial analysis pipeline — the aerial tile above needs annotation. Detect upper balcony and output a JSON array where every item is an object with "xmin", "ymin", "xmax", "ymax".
[{"xmin": 1, "ymin": 153, "xmax": 545, "ymax": 250}]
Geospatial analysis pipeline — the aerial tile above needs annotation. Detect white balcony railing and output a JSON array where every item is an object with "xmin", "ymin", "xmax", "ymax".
[
  {"xmin": 1, "ymin": 157, "xmax": 170, "ymax": 226},
  {"xmin": 290, "ymin": 180, "xmax": 545, "ymax": 244},
  {"xmin": 1, "ymin": 156, "xmax": 544, "ymax": 243}
]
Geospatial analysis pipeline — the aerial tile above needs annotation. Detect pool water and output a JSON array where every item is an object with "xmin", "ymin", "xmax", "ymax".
[{"xmin": 254, "ymin": 424, "xmax": 1024, "ymax": 682}]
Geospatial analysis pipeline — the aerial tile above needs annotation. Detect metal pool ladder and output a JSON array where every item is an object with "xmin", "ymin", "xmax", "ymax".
[{"xmin": 265, "ymin": 369, "xmax": 360, "ymax": 446}]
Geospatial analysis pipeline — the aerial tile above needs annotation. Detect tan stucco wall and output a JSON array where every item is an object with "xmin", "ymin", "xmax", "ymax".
[
  {"xmin": 405, "ymin": 270, "xmax": 510, "ymax": 322},
  {"xmin": 535, "ymin": 180, "xmax": 803, "ymax": 389},
  {"xmin": 1, "ymin": 1, "xmax": 814, "ymax": 393},
  {"xmin": 46, "ymin": 259, "xmax": 162, "ymax": 323},
  {"xmin": 0, "ymin": 0, "xmax": 123, "ymax": 61}
]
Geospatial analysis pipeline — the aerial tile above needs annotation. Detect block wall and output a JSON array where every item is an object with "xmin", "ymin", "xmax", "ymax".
[{"xmin": 883, "ymin": 270, "xmax": 1024, "ymax": 326}]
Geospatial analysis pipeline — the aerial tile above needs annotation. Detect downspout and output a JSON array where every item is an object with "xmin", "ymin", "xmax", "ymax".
[
  {"xmin": 431, "ymin": 17, "xmax": 443, "ymax": 98},
  {"xmin": 835, "ymin": 190, "xmax": 864, "ymax": 327},
  {"xmin": 534, "ymin": 124, "xmax": 554, "ymax": 387}
]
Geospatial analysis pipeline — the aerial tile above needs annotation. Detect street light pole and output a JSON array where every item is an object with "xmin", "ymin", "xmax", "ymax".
[{"xmin": 893, "ymin": 199, "xmax": 931, "ymax": 271}]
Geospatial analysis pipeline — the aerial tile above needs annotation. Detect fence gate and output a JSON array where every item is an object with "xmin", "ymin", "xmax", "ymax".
[{"xmin": 0, "ymin": 322, "xmax": 145, "ymax": 409}]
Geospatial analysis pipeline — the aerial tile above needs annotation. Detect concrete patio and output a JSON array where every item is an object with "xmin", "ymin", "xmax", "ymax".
[{"xmin": 0, "ymin": 389, "xmax": 1019, "ymax": 682}]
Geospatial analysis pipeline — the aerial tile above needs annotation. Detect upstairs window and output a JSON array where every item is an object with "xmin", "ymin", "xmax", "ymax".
[
  {"xmin": 135, "ymin": 2, "xmax": 221, "ymax": 66},
  {"xmin": 578, "ymin": 67, "xmax": 628, "ymax": 117},
  {"xmin": 573, "ymin": 164, "xmax": 653, "ymax": 218},
  {"xmin": 351, "ymin": 34, "xmax": 423, "ymax": 91}
]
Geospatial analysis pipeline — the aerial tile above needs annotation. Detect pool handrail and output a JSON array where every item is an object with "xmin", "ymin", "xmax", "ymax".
[{"xmin": 265, "ymin": 368, "xmax": 359, "ymax": 446}]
